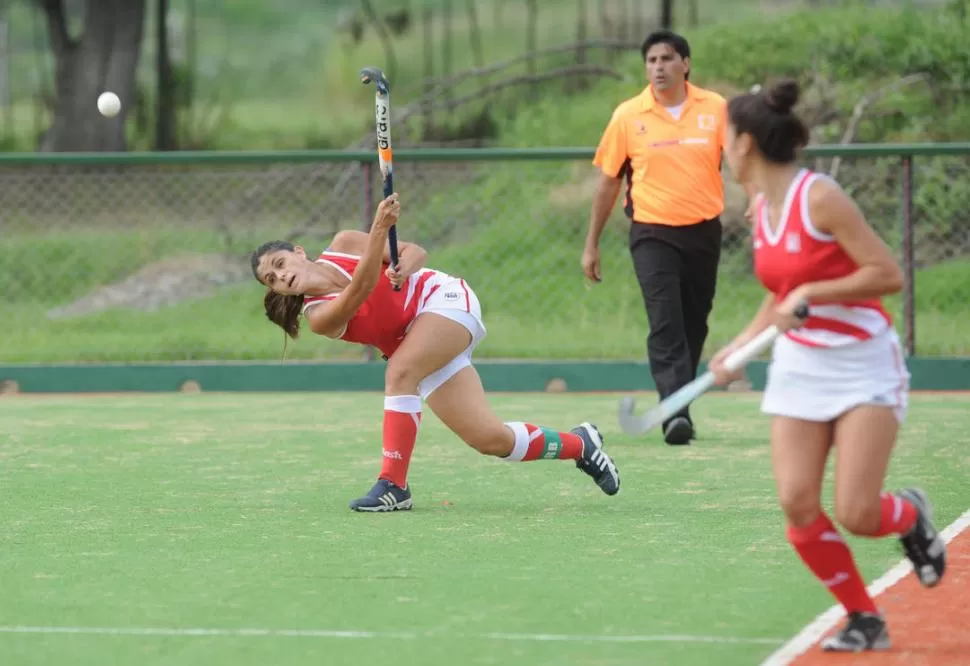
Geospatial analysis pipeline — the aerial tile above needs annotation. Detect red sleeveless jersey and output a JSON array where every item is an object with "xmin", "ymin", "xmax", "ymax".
[
  {"xmin": 752, "ymin": 169, "xmax": 892, "ymax": 348},
  {"xmin": 301, "ymin": 250, "xmax": 442, "ymax": 357}
]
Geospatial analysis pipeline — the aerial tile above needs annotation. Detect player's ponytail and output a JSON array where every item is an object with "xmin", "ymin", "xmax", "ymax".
[
  {"xmin": 728, "ymin": 77, "xmax": 809, "ymax": 164},
  {"xmin": 264, "ymin": 288, "xmax": 303, "ymax": 340}
]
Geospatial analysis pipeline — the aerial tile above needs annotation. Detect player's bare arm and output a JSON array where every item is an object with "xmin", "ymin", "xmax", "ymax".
[
  {"xmin": 329, "ymin": 226, "xmax": 427, "ymax": 289},
  {"xmin": 794, "ymin": 179, "xmax": 904, "ymax": 304},
  {"xmin": 583, "ymin": 172, "xmax": 622, "ymax": 282},
  {"xmin": 329, "ymin": 229, "xmax": 426, "ymax": 274},
  {"xmin": 306, "ymin": 194, "xmax": 401, "ymax": 337}
]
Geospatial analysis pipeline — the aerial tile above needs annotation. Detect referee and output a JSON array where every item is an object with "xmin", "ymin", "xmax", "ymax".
[{"xmin": 582, "ymin": 30, "xmax": 733, "ymax": 446}]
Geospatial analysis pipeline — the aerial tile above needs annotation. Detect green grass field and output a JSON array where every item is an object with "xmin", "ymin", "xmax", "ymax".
[{"xmin": 1, "ymin": 391, "xmax": 968, "ymax": 666}]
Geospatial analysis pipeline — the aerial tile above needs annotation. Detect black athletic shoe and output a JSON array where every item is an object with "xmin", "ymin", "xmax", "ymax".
[
  {"xmin": 897, "ymin": 487, "xmax": 946, "ymax": 587},
  {"xmin": 663, "ymin": 416, "xmax": 694, "ymax": 446},
  {"xmin": 349, "ymin": 479, "xmax": 413, "ymax": 512},
  {"xmin": 572, "ymin": 422, "xmax": 620, "ymax": 496},
  {"xmin": 821, "ymin": 612, "xmax": 890, "ymax": 652}
]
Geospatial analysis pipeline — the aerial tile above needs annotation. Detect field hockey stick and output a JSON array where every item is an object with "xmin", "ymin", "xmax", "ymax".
[
  {"xmin": 359, "ymin": 66, "xmax": 401, "ymax": 291},
  {"xmin": 617, "ymin": 304, "xmax": 809, "ymax": 435}
]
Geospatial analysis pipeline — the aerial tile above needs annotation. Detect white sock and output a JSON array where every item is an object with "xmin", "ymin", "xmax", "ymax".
[{"xmin": 501, "ymin": 422, "xmax": 530, "ymax": 461}]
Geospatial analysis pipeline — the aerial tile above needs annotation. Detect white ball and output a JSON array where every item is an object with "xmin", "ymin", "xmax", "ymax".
[{"xmin": 97, "ymin": 92, "xmax": 121, "ymax": 118}]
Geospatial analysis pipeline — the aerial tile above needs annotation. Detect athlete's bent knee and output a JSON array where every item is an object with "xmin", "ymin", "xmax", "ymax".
[
  {"xmin": 384, "ymin": 359, "xmax": 423, "ymax": 395},
  {"xmin": 778, "ymin": 487, "xmax": 822, "ymax": 528},
  {"xmin": 835, "ymin": 497, "xmax": 881, "ymax": 536}
]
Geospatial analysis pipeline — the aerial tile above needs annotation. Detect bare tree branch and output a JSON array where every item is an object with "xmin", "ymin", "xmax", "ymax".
[
  {"xmin": 802, "ymin": 61, "xmax": 838, "ymax": 173},
  {"xmin": 410, "ymin": 39, "xmax": 639, "ymax": 99},
  {"xmin": 829, "ymin": 73, "xmax": 929, "ymax": 179},
  {"xmin": 401, "ymin": 64, "xmax": 624, "ymax": 118}
]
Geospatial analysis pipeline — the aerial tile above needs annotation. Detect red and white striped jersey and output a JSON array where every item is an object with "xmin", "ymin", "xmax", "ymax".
[
  {"xmin": 301, "ymin": 249, "xmax": 450, "ymax": 358},
  {"xmin": 753, "ymin": 168, "xmax": 893, "ymax": 348}
]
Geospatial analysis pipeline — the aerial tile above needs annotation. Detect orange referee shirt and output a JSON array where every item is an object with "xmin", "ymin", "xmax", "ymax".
[{"xmin": 593, "ymin": 82, "xmax": 727, "ymax": 227}]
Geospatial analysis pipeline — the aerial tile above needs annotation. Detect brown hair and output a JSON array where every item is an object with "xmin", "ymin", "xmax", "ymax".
[
  {"xmin": 251, "ymin": 240, "xmax": 304, "ymax": 340},
  {"xmin": 263, "ymin": 289, "xmax": 304, "ymax": 340},
  {"xmin": 727, "ymin": 78, "xmax": 810, "ymax": 164}
]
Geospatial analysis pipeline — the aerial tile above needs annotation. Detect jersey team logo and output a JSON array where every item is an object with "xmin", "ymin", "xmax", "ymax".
[
  {"xmin": 785, "ymin": 232, "xmax": 801, "ymax": 254},
  {"xmin": 697, "ymin": 113, "xmax": 717, "ymax": 131}
]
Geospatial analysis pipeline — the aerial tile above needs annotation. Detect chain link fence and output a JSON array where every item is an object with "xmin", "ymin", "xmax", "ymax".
[{"xmin": 1, "ymin": 146, "xmax": 967, "ymax": 364}]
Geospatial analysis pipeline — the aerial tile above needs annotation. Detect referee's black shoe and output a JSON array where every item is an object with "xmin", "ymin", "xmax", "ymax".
[{"xmin": 663, "ymin": 416, "xmax": 694, "ymax": 446}]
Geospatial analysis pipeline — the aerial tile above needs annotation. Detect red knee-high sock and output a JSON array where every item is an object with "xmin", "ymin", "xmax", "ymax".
[
  {"xmin": 502, "ymin": 422, "xmax": 584, "ymax": 461},
  {"xmin": 870, "ymin": 492, "xmax": 918, "ymax": 537},
  {"xmin": 379, "ymin": 395, "xmax": 421, "ymax": 488},
  {"xmin": 787, "ymin": 512, "xmax": 878, "ymax": 615}
]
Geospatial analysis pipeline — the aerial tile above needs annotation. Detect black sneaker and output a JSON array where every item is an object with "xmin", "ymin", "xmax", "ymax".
[
  {"xmin": 572, "ymin": 422, "xmax": 620, "ymax": 496},
  {"xmin": 821, "ymin": 612, "xmax": 890, "ymax": 652},
  {"xmin": 663, "ymin": 415, "xmax": 694, "ymax": 446},
  {"xmin": 349, "ymin": 479, "xmax": 413, "ymax": 512},
  {"xmin": 897, "ymin": 487, "xmax": 946, "ymax": 587}
]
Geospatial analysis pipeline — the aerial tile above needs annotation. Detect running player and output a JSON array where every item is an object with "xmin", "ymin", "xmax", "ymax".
[
  {"xmin": 709, "ymin": 79, "xmax": 946, "ymax": 652},
  {"xmin": 251, "ymin": 193, "xmax": 620, "ymax": 512}
]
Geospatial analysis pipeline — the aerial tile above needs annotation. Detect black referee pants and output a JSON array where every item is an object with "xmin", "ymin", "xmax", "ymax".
[{"xmin": 629, "ymin": 217, "xmax": 722, "ymax": 425}]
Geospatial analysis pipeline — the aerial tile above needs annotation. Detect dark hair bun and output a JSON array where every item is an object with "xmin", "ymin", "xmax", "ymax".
[{"xmin": 764, "ymin": 78, "xmax": 800, "ymax": 114}]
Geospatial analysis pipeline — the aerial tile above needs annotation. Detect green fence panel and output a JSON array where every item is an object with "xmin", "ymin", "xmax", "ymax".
[{"xmin": 1, "ymin": 143, "xmax": 967, "ymax": 363}]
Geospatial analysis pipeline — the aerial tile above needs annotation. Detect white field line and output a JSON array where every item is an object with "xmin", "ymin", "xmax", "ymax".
[
  {"xmin": 0, "ymin": 625, "xmax": 784, "ymax": 646},
  {"xmin": 760, "ymin": 506, "xmax": 970, "ymax": 666}
]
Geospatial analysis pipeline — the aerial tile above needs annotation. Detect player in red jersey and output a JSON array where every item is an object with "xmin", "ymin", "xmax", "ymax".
[
  {"xmin": 709, "ymin": 79, "xmax": 945, "ymax": 652},
  {"xmin": 250, "ymin": 193, "xmax": 620, "ymax": 512}
]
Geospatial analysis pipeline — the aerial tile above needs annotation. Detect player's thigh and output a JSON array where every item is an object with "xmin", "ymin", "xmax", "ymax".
[
  {"xmin": 386, "ymin": 313, "xmax": 472, "ymax": 390},
  {"xmin": 425, "ymin": 365, "xmax": 508, "ymax": 447},
  {"xmin": 832, "ymin": 405, "xmax": 899, "ymax": 532},
  {"xmin": 771, "ymin": 416, "xmax": 833, "ymax": 526}
]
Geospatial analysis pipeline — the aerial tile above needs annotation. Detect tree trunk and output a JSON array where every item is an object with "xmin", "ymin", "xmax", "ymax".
[
  {"xmin": 38, "ymin": 0, "xmax": 146, "ymax": 152},
  {"xmin": 660, "ymin": 0, "xmax": 673, "ymax": 29},
  {"xmin": 155, "ymin": 0, "xmax": 176, "ymax": 150}
]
